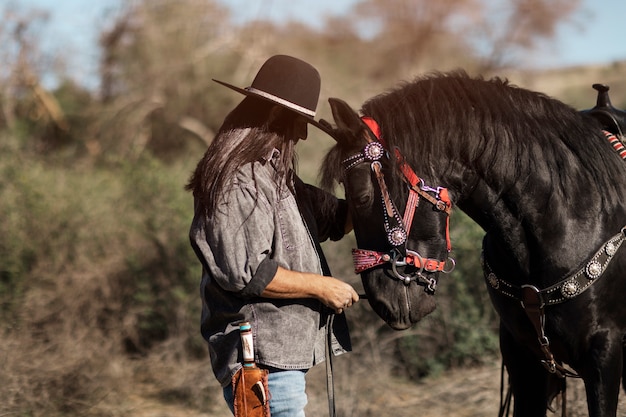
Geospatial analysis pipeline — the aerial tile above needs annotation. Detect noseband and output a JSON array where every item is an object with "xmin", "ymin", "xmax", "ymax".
[{"xmin": 343, "ymin": 116, "xmax": 456, "ymax": 293}]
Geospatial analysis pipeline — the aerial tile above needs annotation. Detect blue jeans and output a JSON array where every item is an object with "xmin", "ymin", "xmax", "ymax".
[{"xmin": 223, "ymin": 369, "xmax": 307, "ymax": 417}]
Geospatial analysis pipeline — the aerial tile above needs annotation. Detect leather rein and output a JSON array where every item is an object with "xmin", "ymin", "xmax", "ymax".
[{"xmin": 342, "ymin": 117, "xmax": 455, "ymax": 293}]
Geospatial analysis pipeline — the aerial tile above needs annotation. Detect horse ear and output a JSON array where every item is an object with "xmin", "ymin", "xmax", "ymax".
[{"xmin": 328, "ymin": 98, "xmax": 362, "ymax": 134}]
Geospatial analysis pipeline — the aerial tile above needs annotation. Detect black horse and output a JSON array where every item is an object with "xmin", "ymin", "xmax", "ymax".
[{"xmin": 320, "ymin": 71, "xmax": 626, "ymax": 416}]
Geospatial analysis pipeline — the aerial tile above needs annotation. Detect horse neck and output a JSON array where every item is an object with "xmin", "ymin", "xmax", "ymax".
[
  {"xmin": 454, "ymin": 163, "xmax": 621, "ymax": 286},
  {"xmin": 456, "ymin": 178, "xmax": 534, "ymax": 276}
]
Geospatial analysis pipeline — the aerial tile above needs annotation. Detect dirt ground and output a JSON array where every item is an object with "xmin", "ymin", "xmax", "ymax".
[{"xmin": 125, "ymin": 358, "xmax": 625, "ymax": 417}]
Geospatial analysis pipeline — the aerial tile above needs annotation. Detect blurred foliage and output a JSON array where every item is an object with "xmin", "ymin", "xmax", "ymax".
[
  {"xmin": 1, "ymin": 0, "xmax": 625, "ymax": 415},
  {"xmin": 394, "ymin": 211, "xmax": 500, "ymax": 378}
]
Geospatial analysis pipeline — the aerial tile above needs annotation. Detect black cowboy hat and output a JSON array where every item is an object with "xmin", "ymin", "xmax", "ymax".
[{"xmin": 213, "ymin": 55, "xmax": 330, "ymax": 133}]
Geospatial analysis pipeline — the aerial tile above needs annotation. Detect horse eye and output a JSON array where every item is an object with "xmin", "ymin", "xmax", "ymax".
[
  {"xmin": 353, "ymin": 192, "xmax": 372, "ymax": 207},
  {"xmin": 344, "ymin": 166, "xmax": 375, "ymax": 209},
  {"xmin": 347, "ymin": 181, "xmax": 374, "ymax": 208}
]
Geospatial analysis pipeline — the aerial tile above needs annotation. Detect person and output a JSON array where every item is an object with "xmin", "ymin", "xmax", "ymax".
[{"xmin": 186, "ymin": 54, "xmax": 359, "ymax": 417}]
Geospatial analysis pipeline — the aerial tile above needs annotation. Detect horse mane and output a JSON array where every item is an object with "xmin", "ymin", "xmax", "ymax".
[{"xmin": 322, "ymin": 70, "xmax": 624, "ymax": 211}]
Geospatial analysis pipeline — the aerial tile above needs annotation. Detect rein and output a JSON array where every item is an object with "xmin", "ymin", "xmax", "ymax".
[{"xmin": 342, "ymin": 116, "xmax": 455, "ymax": 292}]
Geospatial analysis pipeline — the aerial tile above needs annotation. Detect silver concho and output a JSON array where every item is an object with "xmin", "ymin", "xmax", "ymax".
[
  {"xmin": 387, "ymin": 227, "xmax": 407, "ymax": 246},
  {"xmin": 561, "ymin": 280, "xmax": 580, "ymax": 299},
  {"xmin": 605, "ymin": 241, "xmax": 617, "ymax": 257},
  {"xmin": 363, "ymin": 142, "xmax": 385, "ymax": 161},
  {"xmin": 487, "ymin": 273, "xmax": 499, "ymax": 289},
  {"xmin": 585, "ymin": 260, "xmax": 602, "ymax": 280}
]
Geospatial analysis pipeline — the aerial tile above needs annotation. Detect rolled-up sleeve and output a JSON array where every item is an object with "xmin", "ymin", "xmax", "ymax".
[{"xmin": 190, "ymin": 182, "xmax": 278, "ymax": 297}]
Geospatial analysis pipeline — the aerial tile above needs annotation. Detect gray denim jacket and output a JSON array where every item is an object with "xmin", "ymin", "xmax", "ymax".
[{"xmin": 189, "ymin": 151, "xmax": 351, "ymax": 387}]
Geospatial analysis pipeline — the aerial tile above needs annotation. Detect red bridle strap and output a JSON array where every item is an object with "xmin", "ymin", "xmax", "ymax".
[
  {"xmin": 400, "ymin": 154, "xmax": 452, "ymax": 252},
  {"xmin": 362, "ymin": 117, "xmax": 382, "ymax": 144},
  {"xmin": 352, "ymin": 249, "xmax": 391, "ymax": 274},
  {"xmin": 352, "ymin": 248, "xmax": 447, "ymax": 274},
  {"xmin": 362, "ymin": 116, "xmax": 452, "ymax": 252}
]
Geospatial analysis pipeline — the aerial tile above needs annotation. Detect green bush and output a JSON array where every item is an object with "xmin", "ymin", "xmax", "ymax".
[
  {"xmin": 0, "ymin": 137, "xmax": 206, "ymax": 415},
  {"xmin": 115, "ymin": 155, "xmax": 202, "ymax": 354}
]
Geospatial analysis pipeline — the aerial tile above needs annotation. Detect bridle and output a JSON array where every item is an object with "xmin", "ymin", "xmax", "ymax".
[{"xmin": 342, "ymin": 116, "xmax": 455, "ymax": 293}]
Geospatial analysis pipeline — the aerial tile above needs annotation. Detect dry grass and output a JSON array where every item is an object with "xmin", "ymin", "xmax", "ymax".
[{"xmin": 84, "ymin": 353, "xmax": 626, "ymax": 417}]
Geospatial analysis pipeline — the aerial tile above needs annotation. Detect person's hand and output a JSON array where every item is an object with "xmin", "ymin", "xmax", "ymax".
[
  {"xmin": 261, "ymin": 267, "xmax": 359, "ymax": 314},
  {"xmin": 315, "ymin": 276, "xmax": 359, "ymax": 314}
]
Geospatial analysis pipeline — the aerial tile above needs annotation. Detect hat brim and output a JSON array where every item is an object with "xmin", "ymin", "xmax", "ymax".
[{"xmin": 213, "ymin": 79, "xmax": 332, "ymax": 136}]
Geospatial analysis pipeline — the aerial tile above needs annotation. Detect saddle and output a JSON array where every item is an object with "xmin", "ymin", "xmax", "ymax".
[{"xmin": 581, "ymin": 83, "xmax": 626, "ymax": 138}]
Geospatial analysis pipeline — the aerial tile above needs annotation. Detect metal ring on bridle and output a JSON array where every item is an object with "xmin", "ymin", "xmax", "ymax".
[
  {"xmin": 443, "ymin": 257, "xmax": 456, "ymax": 273},
  {"xmin": 435, "ymin": 200, "xmax": 448, "ymax": 211},
  {"xmin": 391, "ymin": 250, "xmax": 424, "ymax": 285}
]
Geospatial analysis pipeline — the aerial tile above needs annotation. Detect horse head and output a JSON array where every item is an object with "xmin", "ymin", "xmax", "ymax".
[{"xmin": 320, "ymin": 98, "xmax": 455, "ymax": 330}]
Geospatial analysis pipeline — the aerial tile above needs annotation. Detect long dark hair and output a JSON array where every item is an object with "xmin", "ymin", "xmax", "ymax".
[{"xmin": 186, "ymin": 96, "xmax": 301, "ymax": 216}]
